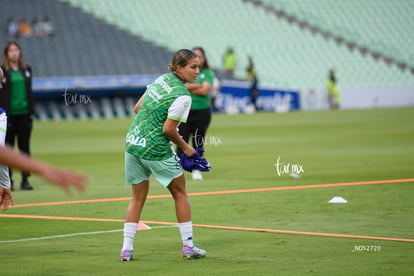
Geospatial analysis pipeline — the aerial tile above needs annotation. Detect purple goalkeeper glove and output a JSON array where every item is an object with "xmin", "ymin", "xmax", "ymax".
[
  {"xmin": 180, "ymin": 153, "xmax": 196, "ymax": 172},
  {"xmin": 193, "ymin": 148, "xmax": 211, "ymax": 172},
  {"xmin": 179, "ymin": 148, "xmax": 211, "ymax": 172}
]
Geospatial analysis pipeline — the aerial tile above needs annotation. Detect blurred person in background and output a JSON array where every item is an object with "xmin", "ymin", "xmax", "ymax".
[
  {"xmin": 6, "ymin": 17, "xmax": 18, "ymax": 37},
  {"xmin": 41, "ymin": 16, "xmax": 55, "ymax": 37},
  {"xmin": 326, "ymin": 69, "xmax": 341, "ymax": 109},
  {"xmin": 223, "ymin": 47, "xmax": 236, "ymax": 79},
  {"xmin": 0, "ymin": 41, "xmax": 35, "ymax": 190},
  {"xmin": 32, "ymin": 17, "xmax": 43, "ymax": 37},
  {"xmin": 17, "ymin": 18, "xmax": 33, "ymax": 37},
  {"xmin": 210, "ymin": 74, "xmax": 221, "ymax": 112},
  {"xmin": 177, "ymin": 47, "xmax": 214, "ymax": 181},
  {"xmin": 246, "ymin": 56, "xmax": 259, "ymax": 111}
]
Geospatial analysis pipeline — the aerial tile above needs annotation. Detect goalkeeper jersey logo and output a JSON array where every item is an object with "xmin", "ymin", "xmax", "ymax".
[
  {"xmin": 126, "ymin": 127, "xmax": 146, "ymax": 147},
  {"xmin": 126, "ymin": 133, "xmax": 146, "ymax": 147}
]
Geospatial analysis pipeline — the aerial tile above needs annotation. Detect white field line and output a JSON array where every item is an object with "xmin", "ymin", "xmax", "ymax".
[{"xmin": 0, "ymin": 225, "xmax": 177, "ymax": 243}]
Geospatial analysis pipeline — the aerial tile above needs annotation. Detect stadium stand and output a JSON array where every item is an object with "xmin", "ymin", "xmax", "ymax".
[
  {"xmin": 0, "ymin": 0, "xmax": 173, "ymax": 77},
  {"xmin": 0, "ymin": 0, "xmax": 175, "ymax": 120},
  {"xmin": 59, "ymin": 0, "xmax": 413, "ymax": 88},
  {"xmin": 1, "ymin": 0, "xmax": 413, "ymax": 119},
  {"xmin": 254, "ymin": 0, "xmax": 414, "ymax": 68}
]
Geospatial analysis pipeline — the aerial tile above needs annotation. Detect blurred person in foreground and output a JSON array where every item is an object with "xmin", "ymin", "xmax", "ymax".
[
  {"xmin": 0, "ymin": 141, "xmax": 87, "ymax": 211},
  {"xmin": 0, "ymin": 41, "xmax": 35, "ymax": 190},
  {"xmin": 120, "ymin": 49, "xmax": 207, "ymax": 261},
  {"xmin": 1, "ymin": 67, "xmax": 86, "ymax": 208},
  {"xmin": 177, "ymin": 47, "xmax": 214, "ymax": 181},
  {"xmin": 0, "ymin": 97, "xmax": 12, "ymax": 209}
]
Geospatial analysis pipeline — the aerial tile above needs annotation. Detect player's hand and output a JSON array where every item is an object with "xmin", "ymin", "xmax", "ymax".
[
  {"xmin": 0, "ymin": 187, "xmax": 14, "ymax": 211},
  {"xmin": 183, "ymin": 145, "xmax": 196, "ymax": 157},
  {"xmin": 40, "ymin": 166, "xmax": 88, "ymax": 195},
  {"xmin": 193, "ymin": 148, "xmax": 211, "ymax": 172}
]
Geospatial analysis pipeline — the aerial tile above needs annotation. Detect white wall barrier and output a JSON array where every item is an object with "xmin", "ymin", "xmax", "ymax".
[
  {"xmin": 32, "ymin": 76, "xmax": 414, "ymax": 120},
  {"xmin": 300, "ymin": 85, "xmax": 414, "ymax": 110}
]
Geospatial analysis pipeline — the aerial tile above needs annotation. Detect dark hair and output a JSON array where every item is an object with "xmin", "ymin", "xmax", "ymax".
[
  {"xmin": 2, "ymin": 41, "xmax": 27, "ymax": 70},
  {"xmin": 247, "ymin": 55, "xmax": 254, "ymax": 73},
  {"xmin": 168, "ymin": 49, "xmax": 198, "ymax": 72},
  {"xmin": 192, "ymin": 47, "xmax": 210, "ymax": 70},
  {"xmin": 329, "ymin": 69, "xmax": 336, "ymax": 83}
]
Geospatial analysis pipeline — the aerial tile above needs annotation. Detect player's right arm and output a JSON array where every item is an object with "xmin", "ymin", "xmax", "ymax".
[
  {"xmin": 163, "ymin": 95, "xmax": 195, "ymax": 157},
  {"xmin": 133, "ymin": 93, "xmax": 146, "ymax": 113},
  {"xmin": 163, "ymin": 119, "xmax": 195, "ymax": 157}
]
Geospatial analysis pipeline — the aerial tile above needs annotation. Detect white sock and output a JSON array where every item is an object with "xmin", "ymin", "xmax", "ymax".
[
  {"xmin": 122, "ymin": 222, "xmax": 138, "ymax": 251},
  {"xmin": 179, "ymin": 221, "xmax": 194, "ymax": 247}
]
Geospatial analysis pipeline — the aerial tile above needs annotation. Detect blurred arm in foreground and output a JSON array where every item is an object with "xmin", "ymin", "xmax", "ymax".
[{"xmin": 0, "ymin": 145, "xmax": 87, "ymax": 210}]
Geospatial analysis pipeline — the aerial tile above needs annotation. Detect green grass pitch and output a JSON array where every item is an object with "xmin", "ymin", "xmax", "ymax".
[{"xmin": 1, "ymin": 107, "xmax": 413, "ymax": 275}]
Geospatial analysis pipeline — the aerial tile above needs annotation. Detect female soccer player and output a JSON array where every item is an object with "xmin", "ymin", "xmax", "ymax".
[{"xmin": 120, "ymin": 49, "xmax": 206, "ymax": 261}]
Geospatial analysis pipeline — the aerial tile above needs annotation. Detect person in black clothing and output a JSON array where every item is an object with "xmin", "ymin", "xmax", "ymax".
[
  {"xmin": 176, "ymin": 47, "xmax": 214, "ymax": 181},
  {"xmin": 246, "ymin": 56, "xmax": 259, "ymax": 111},
  {"xmin": 0, "ymin": 41, "xmax": 35, "ymax": 190}
]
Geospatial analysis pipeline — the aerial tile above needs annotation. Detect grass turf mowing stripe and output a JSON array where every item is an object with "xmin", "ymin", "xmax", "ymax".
[
  {"xmin": 1, "ymin": 214, "xmax": 413, "ymax": 243},
  {"xmin": 10, "ymin": 178, "xmax": 414, "ymax": 208}
]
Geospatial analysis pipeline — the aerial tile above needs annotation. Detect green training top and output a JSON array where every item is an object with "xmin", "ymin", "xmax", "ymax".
[
  {"xmin": 327, "ymin": 79, "xmax": 341, "ymax": 104},
  {"xmin": 125, "ymin": 72, "xmax": 192, "ymax": 161},
  {"xmin": 191, "ymin": 68, "xmax": 214, "ymax": 110},
  {"xmin": 10, "ymin": 70, "xmax": 29, "ymax": 115},
  {"xmin": 223, "ymin": 52, "xmax": 236, "ymax": 70}
]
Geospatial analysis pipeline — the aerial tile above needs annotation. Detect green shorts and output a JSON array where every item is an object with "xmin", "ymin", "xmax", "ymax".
[{"xmin": 125, "ymin": 151, "xmax": 183, "ymax": 188}]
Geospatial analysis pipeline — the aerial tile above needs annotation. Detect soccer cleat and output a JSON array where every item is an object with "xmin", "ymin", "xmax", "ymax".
[
  {"xmin": 120, "ymin": 249, "xmax": 134, "ymax": 261},
  {"xmin": 182, "ymin": 245, "xmax": 206, "ymax": 260},
  {"xmin": 191, "ymin": 170, "xmax": 203, "ymax": 181}
]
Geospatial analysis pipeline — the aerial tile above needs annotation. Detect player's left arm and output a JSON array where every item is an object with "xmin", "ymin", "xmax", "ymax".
[
  {"xmin": 185, "ymin": 70, "xmax": 214, "ymax": 96},
  {"xmin": 185, "ymin": 82, "xmax": 211, "ymax": 96}
]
